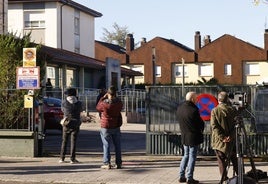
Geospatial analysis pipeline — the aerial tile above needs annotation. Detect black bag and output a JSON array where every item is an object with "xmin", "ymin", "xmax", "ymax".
[{"xmin": 227, "ymin": 175, "xmax": 257, "ymax": 184}]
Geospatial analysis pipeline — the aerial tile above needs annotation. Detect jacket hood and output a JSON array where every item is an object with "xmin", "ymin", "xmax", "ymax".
[{"xmin": 67, "ymin": 96, "xmax": 78, "ymax": 104}]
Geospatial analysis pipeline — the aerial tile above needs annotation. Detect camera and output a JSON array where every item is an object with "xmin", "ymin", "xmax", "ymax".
[{"xmin": 228, "ymin": 91, "xmax": 247, "ymax": 109}]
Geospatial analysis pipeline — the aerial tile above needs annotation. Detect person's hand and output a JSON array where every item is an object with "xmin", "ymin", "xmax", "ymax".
[
  {"xmin": 103, "ymin": 93, "xmax": 109, "ymax": 99},
  {"xmin": 223, "ymin": 136, "xmax": 231, "ymax": 143}
]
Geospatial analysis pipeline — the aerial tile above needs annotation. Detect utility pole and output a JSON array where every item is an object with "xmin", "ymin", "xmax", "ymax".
[{"xmin": 181, "ymin": 58, "xmax": 185, "ymax": 98}]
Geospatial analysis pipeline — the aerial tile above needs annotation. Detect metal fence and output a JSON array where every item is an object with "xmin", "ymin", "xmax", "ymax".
[
  {"xmin": 0, "ymin": 88, "xmax": 147, "ymax": 131},
  {"xmin": 146, "ymin": 85, "xmax": 268, "ymax": 156}
]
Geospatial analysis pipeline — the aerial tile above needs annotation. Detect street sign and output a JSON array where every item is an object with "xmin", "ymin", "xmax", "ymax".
[
  {"xmin": 24, "ymin": 95, "xmax": 33, "ymax": 108},
  {"xmin": 196, "ymin": 93, "xmax": 218, "ymax": 121},
  {"xmin": 23, "ymin": 48, "xmax": 36, "ymax": 67},
  {"xmin": 16, "ymin": 67, "xmax": 40, "ymax": 89}
]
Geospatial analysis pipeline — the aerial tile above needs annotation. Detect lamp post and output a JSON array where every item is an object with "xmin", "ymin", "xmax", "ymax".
[
  {"xmin": 181, "ymin": 58, "xmax": 185, "ymax": 98},
  {"xmin": 152, "ymin": 47, "xmax": 156, "ymax": 85}
]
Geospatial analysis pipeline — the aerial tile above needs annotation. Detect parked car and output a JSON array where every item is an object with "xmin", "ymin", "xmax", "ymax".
[{"xmin": 43, "ymin": 97, "xmax": 63, "ymax": 132}]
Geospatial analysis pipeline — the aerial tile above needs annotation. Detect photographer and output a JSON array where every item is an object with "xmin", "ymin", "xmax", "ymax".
[{"xmin": 210, "ymin": 91, "xmax": 238, "ymax": 182}]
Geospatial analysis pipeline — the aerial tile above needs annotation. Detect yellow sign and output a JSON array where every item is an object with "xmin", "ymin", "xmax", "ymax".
[
  {"xmin": 24, "ymin": 95, "xmax": 33, "ymax": 108},
  {"xmin": 23, "ymin": 48, "xmax": 36, "ymax": 67}
]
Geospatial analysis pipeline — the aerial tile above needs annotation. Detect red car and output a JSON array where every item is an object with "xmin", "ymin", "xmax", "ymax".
[{"xmin": 43, "ymin": 97, "xmax": 64, "ymax": 132}]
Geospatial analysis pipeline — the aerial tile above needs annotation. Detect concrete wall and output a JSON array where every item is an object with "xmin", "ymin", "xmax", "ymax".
[{"xmin": 0, "ymin": 131, "xmax": 38, "ymax": 157}]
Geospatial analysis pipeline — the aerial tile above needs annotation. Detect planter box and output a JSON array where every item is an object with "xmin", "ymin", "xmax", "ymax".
[{"xmin": 0, "ymin": 131, "xmax": 38, "ymax": 157}]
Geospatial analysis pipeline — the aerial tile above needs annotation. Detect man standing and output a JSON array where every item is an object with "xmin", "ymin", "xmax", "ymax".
[
  {"xmin": 45, "ymin": 78, "xmax": 53, "ymax": 97},
  {"xmin": 96, "ymin": 86, "xmax": 123, "ymax": 169},
  {"xmin": 210, "ymin": 91, "xmax": 238, "ymax": 182},
  {"xmin": 177, "ymin": 91, "xmax": 204, "ymax": 184},
  {"xmin": 59, "ymin": 88, "xmax": 82, "ymax": 164}
]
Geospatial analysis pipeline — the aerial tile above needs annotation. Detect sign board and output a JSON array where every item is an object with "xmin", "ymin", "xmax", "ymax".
[
  {"xmin": 24, "ymin": 95, "xmax": 33, "ymax": 108},
  {"xmin": 23, "ymin": 48, "xmax": 36, "ymax": 67},
  {"xmin": 16, "ymin": 67, "xmax": 40, "ymax": 89},
  {"xmin": 196, "ymin": 93, "xmax": 218, "ymax": 121}
]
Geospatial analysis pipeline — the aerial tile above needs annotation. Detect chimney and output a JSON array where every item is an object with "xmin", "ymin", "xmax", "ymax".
[
  {"xmin": 204, "ymin": 35, "xmax": 211, "ymax": 45},
  {"xmin": 264, "ymin": 29, "xmax": 268, "ymax": 51},
  {"xmin": 126, "ymin": 34, "xmax": 134, "ymax": 52},
  {"xmin": 195, "ymin": 31, "xmax": 201, "ymax": 51},
  {"xmin": 141, "ymin": 37, "xmax": 147, "ymax": 46}
]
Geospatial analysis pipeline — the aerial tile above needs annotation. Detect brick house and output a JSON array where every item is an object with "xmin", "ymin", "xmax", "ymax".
[{"xmin": 95, "ymin": 31, "xmax": 268, "ymax": 85}]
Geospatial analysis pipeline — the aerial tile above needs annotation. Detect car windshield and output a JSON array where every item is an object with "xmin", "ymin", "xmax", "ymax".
[{"xmin": 44, "ymin": 98, "xmax": 62, "ymax": 107}]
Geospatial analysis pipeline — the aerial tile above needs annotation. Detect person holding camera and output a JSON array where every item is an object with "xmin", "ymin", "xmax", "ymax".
[
  {"xmin": 96, "ymin": 86, "xmax": 123, "ymax": 169},
  {"xmin": 210, "ymin": 91, "xmax": 238, "ymax": 182}
]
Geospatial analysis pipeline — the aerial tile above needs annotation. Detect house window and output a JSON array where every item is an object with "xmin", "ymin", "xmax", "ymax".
[
  {"xmin": 74, "ymin": 10, "xmax": 80, "ymax": 53},
  {"xmin": 224, "ymin": 64, "xmax": 232, "ymax": 76},
  {"xmin": 74, "ymin": 34, "xmax": 80, "ymax": 53},
  {"xmin": 23, "ymin": 2, "xmax": 45, "ymax": 29},
  {"xmin": 132, "ymin": 65, "xmax": 143, "ymax": 73},
  {"xmin": 46, "ymin": 67, "xmax": 55, "ymax": 79},
  {"xmin": 245, "ymin": 63, "xmax": 260, "ymax": 75},
  {"xmin": 199, "ymin": 64, "xmax": 212, "ymax": 76},
  {"xmin": 175, "ymin": 65, "xmax": 188, "ymax": 77},
  {"xmin": 156, "ymin": 66, "xmax": 161, "ymax": 77},
  {"xmin": 24, "ymin": 11, "xmax": 45, "ymax": 28},
  {"xmin": 74, "ymin": 10, "xmax": 80, "ymax": 34}
]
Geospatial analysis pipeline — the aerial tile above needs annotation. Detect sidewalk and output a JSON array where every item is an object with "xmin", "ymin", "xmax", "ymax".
[{"xmin": 0, "ymin": 122, "xmax": 267, "ymax": 184}]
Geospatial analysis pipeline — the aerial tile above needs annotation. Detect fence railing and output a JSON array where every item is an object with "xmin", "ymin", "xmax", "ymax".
[
  {"xmin": 146, "ymin": 85, "xmax": 268, "ymax": 156},
  {"xmin": 0, "ymin": 88, "xmax": 147, "ymax": 130}
]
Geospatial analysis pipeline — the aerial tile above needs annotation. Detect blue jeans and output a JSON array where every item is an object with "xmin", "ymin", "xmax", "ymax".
[
  {"xmin": 179, "ymin": 145, "xmax": 198, "ymax": 180},
  {"xmin": 100, "ymin": 127, "xmax": 122, "ymax": 165}
]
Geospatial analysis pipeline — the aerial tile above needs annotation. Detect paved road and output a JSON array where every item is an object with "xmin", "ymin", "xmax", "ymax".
[{"xmin": 0, "ymin": 122, "xmax": 267, "ymax": 184}]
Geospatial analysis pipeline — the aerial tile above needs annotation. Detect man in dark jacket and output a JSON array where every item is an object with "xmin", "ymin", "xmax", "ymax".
[
  {"xmin": 177, "ymin": 91, "xmax": 204, "ymax": 184},
  {"xmin": 96, "ymin": 86, "xmax": 123, "ymax": 169},
  {"xmin": 59, "ymin": 88, "xmax": 82, "ymax": 164}
]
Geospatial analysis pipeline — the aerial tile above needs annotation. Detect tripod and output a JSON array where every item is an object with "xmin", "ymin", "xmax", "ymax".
[{"xmin": 220, "ymin": 115, "xmax": 258, "ymax": 184}]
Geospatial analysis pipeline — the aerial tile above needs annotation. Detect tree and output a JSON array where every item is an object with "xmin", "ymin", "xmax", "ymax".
[
  {"xmin": 197, "ymin": 77, "xmax": 218, "ymax": 85},
  {"xmin": 0, "ymin": 32, "xmax": 43, "ymax": 129},
  {"xmin": 101, "ymin": 22, "xmax": 132, "ymax": 48}
]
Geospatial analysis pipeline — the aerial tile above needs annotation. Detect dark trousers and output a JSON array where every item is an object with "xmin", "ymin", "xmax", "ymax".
[
  {"xmin": 60, "ymin": 126, "xmax": 79, "ymax": 161},
  {"xmin": 215, "ymin": 150, "xmax": 238, "ymax": 179}
]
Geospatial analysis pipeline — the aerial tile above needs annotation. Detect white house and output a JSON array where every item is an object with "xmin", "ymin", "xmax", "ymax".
[{"xmin": 8, "ymin": 0, "xmax": 102, "ymax": 58}]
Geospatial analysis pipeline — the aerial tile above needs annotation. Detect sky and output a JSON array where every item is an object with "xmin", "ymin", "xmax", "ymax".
[{"xmin": 76, "ymin": 0, "xmax": 268, "ymax": 49}]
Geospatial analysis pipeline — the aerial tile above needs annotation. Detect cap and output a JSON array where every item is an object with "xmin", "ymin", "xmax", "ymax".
[{"xmin": 64, "ymin": 88, "xmax": 77, "ymax": 96}]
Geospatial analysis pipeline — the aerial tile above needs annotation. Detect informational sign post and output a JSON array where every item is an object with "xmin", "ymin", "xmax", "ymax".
[
  {"xmin": 16, "ymin": 67, "xmax": 40, "ymax": 89},
  {"xmin": 24, "ymin": 95, "xmax": 33, "ymax": 108},
  {"xmin": 23, "ymin": 48, "xmax": 36, "ymax": 67}
]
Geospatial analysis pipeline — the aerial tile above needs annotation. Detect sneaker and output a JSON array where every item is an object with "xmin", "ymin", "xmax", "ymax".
[
  {"xmin": 179, "ymin": 177, "xmax": 187, "ymax": 183},
  {"xmin": 58, "ymin": 159, "xmax": 64, "ymax": 163},
  {"xmin": 115, "ymin": 164, "xmax": 122, "ymax": 169},
  {"xmin": 101, "ymin": 163, "xmax": 111, "ymax": 169},
  {"xmin": 70, "ymin": 159, "xmax": 79, "ymax": 164},
  {"xmin": 187, "ymin": 179, "xmax": 199, "ymax": 184}
]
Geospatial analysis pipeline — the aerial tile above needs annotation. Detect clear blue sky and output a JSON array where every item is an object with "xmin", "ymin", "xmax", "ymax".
[{"xmin": 76, "ymin": 0, "xmax": 268, "ymax": 49}]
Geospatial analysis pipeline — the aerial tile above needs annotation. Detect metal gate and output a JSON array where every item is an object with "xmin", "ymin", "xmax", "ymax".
[{"xmin": 146, "ymin": 85, "xmax": 268, "ymax": 156}]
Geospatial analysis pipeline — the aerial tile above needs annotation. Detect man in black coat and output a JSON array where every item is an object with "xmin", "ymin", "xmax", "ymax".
[{"xmin": 177, "ymin": 91, "xmax": 205, "ymax": 184}]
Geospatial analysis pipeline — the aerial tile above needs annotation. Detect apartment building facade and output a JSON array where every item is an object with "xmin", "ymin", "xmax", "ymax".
[
  {"xmin": 7, "ymin": 0, "xmax": 141, "ymax": 91},
  {"xmin": 95, "ymin": 31, "xmax": 268, "ymax": 85},
  {"xmin": 8, "ymin": 0, "xmax": 101, "ymax": 57}
]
